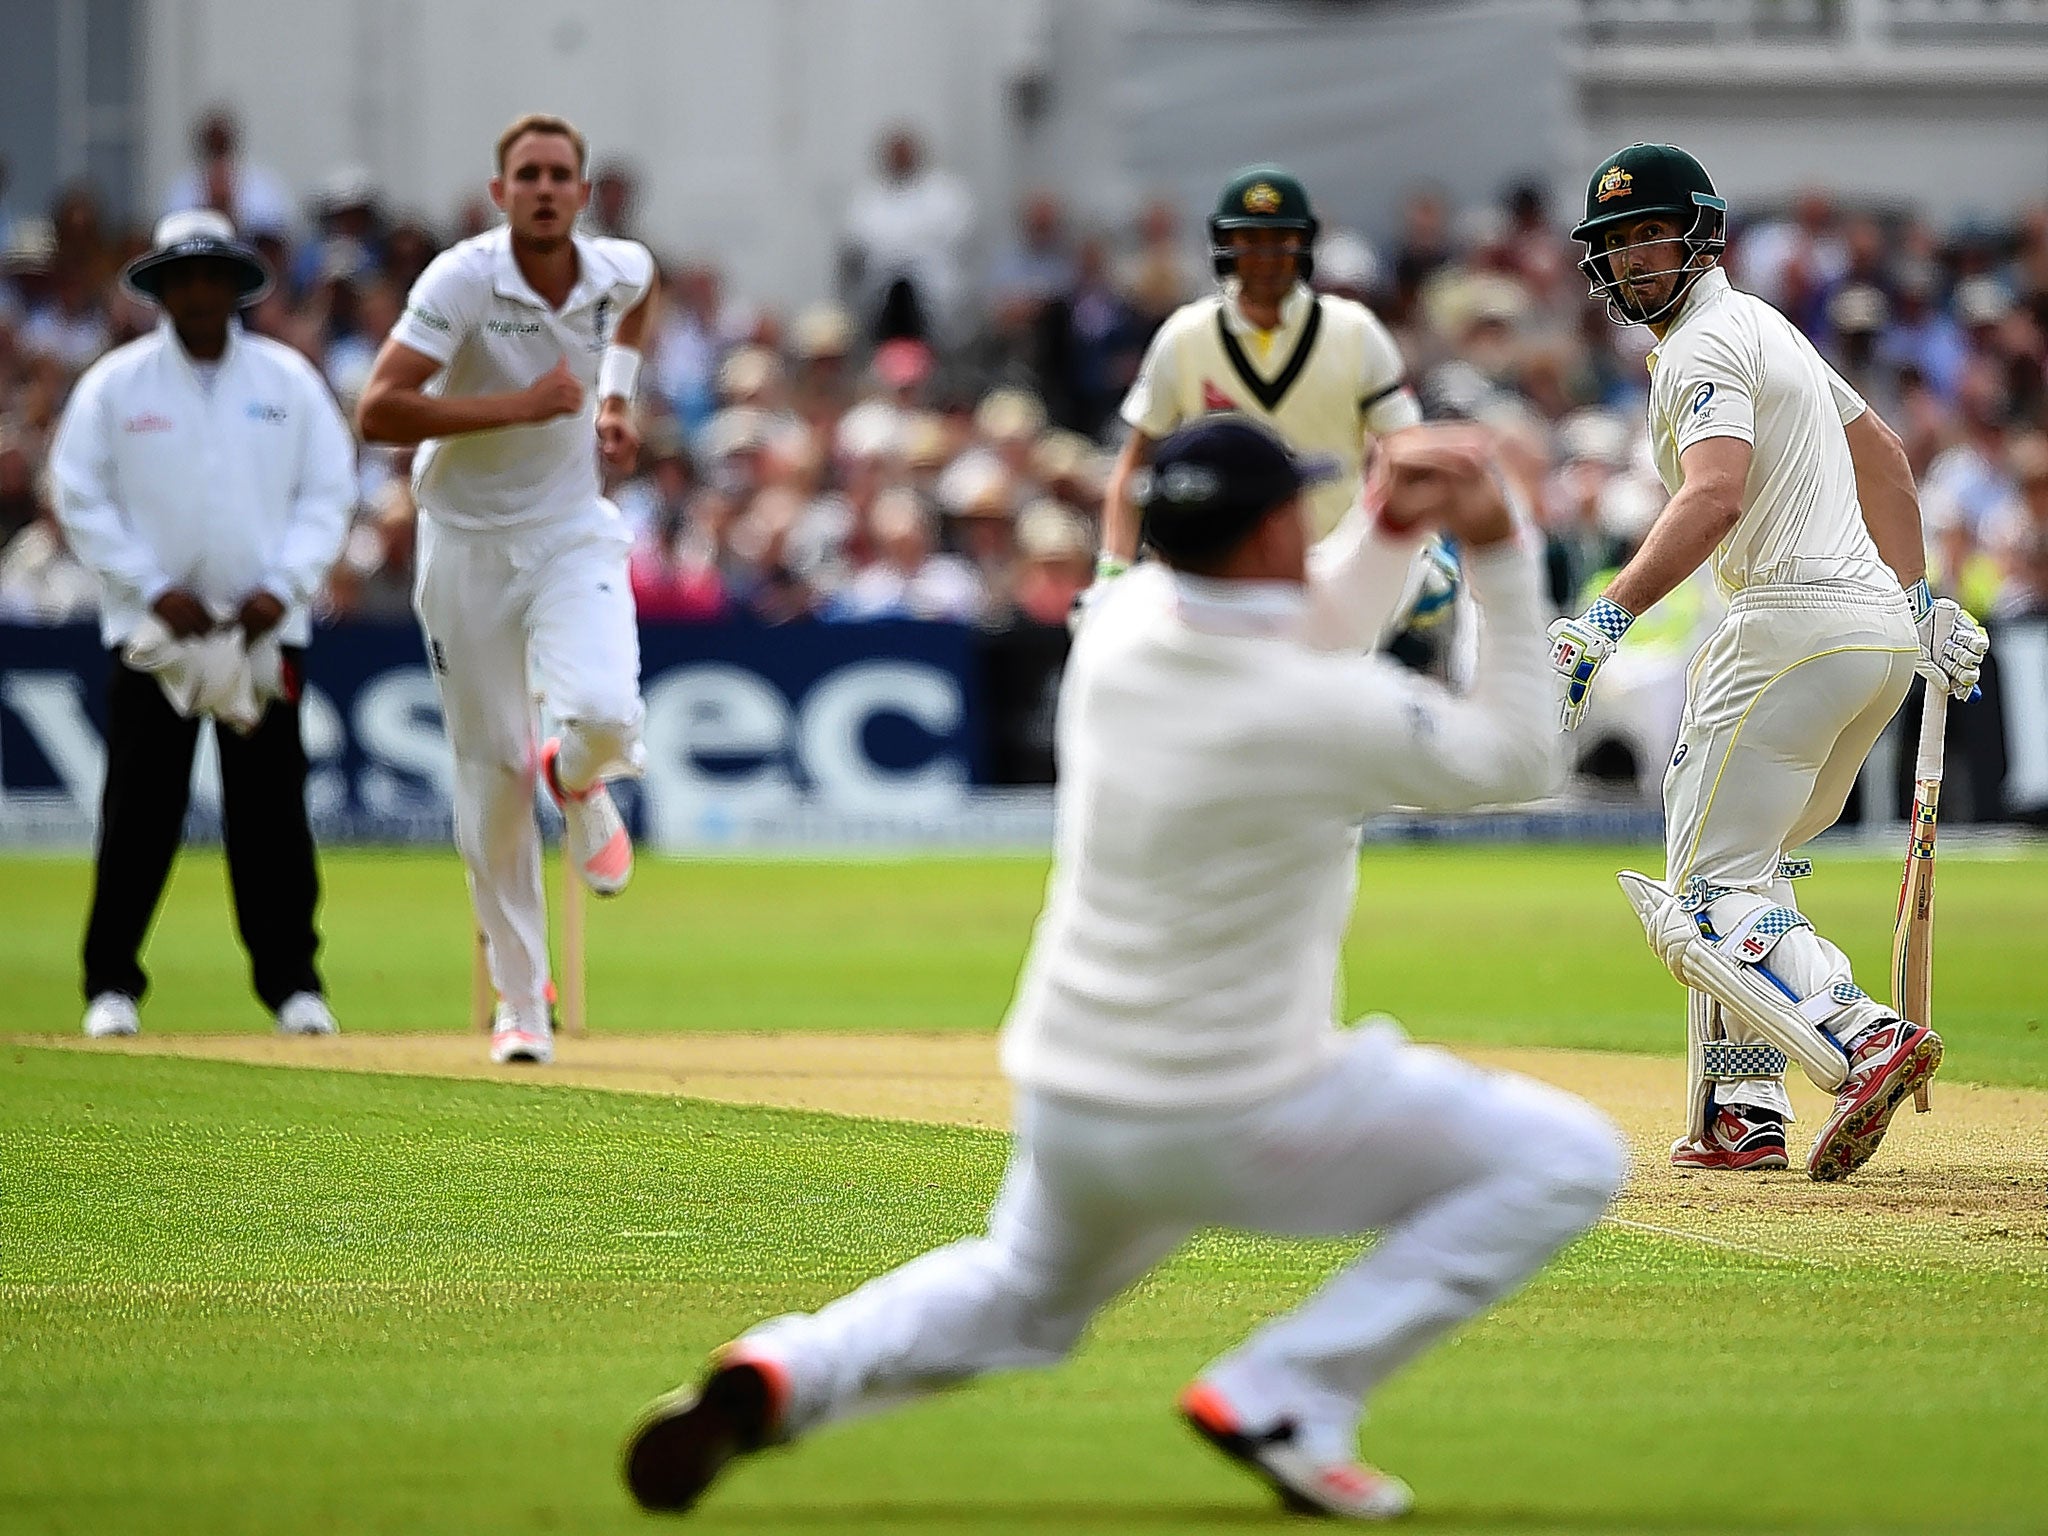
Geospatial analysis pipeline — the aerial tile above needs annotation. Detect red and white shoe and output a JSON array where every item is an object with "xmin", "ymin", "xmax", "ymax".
[
  {"xmin": 624, "ymin": 1350, "xmax": 789, "ymax": 1513},
  {"xmin": 1179, "ymin": 1381, "xmax": 1413, "ymax": 1521},
  {"xmin": 1670, "ymin": 1104, "xmax": 1789, "ymax": 1172},
  {"xmin": 541, "ymin": 737, "xmax": 632, "ymax": 897},
  {"xmin": 1807, "ymin": 1019, "xmax": 1942, "ymax": 1183},
  {"xmin": 489, "ymin": 1002, "xmax": 554, "ymax": 1066}
]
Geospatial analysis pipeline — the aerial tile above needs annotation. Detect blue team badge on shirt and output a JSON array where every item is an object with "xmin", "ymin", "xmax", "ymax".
[{"xmin": 1689, "ymin": 382, "xmax": 1716, "ymax": 417}]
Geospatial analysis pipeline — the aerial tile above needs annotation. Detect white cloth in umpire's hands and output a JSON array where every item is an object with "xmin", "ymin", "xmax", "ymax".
[
  {"xmin": 1908, "ymin": 579, "xmax": 1988, "ymax": 700},
  {"xmin": 1546, "ymin": 596, "xmax": 1633, "ymax": 731},
  {"xmin": 122, "ymin": 615, "xmax": 286, "ymax": 734}
]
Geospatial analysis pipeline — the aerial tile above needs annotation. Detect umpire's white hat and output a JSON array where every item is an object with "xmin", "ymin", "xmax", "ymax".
[{"xmin": 122, "ymin": 209, "xmax": 273, "ymax": 306}]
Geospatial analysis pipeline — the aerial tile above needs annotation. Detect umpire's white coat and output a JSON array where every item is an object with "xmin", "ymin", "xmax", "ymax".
[
  {"xmin": 735, "ymin": 514, "xmax": 1626, "ymax": 1465},
  {"xmin": 49, "ymin": 319, "xmax": 355, "ymax": 649}
]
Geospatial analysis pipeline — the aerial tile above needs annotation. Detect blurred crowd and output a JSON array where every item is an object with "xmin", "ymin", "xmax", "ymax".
[{"xmin": 4, "ymin": 112, "xmax": 2047, "ymax": 684}]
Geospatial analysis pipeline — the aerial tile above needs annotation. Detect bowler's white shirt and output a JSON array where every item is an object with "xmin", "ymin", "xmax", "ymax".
[
  {"xmin": 1646, "ymin": 267, "xmax": 1895, "ymax": 596},
  {"xmin": 1000, "ymin": 519, "xmax": 1559, "ymax": 1111},
  {"xmin": 389, "ymin": 226, "xmax": 655, "ymax": 534},
  {"xmin": 49, "ymin": 319, "xmax": 355, "ymax": 648}
]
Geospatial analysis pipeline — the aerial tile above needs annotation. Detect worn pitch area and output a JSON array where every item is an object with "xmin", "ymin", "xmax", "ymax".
[{"xmin": 40, "ymin": 1030, "xmax": 2046, "ymax": 1271}]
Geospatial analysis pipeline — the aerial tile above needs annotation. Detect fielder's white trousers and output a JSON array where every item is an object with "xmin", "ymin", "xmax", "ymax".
[
  {"xmin": 738, "ymin": 1022, "xmax": 1626, "ymax": 1463},
  {"xmin": 1663, "ymin": 585, "xmax": 1918, "ymax": 1114},
  {"xmin": 414, "ymin": 510, "xmax": 644, "ymax": 1010}
]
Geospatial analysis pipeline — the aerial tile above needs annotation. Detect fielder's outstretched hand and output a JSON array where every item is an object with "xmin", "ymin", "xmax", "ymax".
[
  {"xmin": 1548, "ymin": 596, "xmax": 1634, "ymax": 731},
  {"xmin": 1909, "ymin": 579, "xmax": 1989, "ymax": 700}
]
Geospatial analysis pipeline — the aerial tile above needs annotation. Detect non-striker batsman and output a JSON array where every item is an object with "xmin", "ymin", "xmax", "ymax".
[{"xmin": 1552, "ymin": 143, "xmax": 1987, "ymax": 1181}]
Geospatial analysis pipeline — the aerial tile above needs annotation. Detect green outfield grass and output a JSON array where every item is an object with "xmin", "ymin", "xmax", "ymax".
[
  {"xmin": 2, "ymin": 844, "xmax": 2043, "ymax": 1085},
  {"xmin": 4, "ymin": 1048, "xmax": 2045, "ymax": 1536}
]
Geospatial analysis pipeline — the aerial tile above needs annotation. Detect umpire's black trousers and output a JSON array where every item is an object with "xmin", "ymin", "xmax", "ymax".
[{"xmin": 82, "ymin": 650, "xmax": 324, "ymax": 1010}]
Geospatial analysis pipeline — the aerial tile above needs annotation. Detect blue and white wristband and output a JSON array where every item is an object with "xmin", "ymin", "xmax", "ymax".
[
  {"xmin": 1907, "ymin": 577, "xmax": 1933, "ymax": 621},
  {"xmin": 1583, "ymin": 594, "xmax": 1635, "ymax": 643}
]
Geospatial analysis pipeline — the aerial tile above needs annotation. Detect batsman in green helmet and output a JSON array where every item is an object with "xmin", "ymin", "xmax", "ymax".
[
  {"xmin": 1554, "ymin": 142, "xmax": 1987, "ymax": 1181},
  {"xmin": 1085, "ymin": 164, "xmax": 1458, "ymax": 651}
]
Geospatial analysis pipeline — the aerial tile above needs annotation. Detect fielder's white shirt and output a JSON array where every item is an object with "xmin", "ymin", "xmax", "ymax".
[
  {"xmin": 1121, "ymin": 283, "xmax": 1422, "ymax": 536},
  {"xmin": 1000, "ymin": 518, "xmax": 1559, "ymax": 1111},
  {"xmin": 390, "ymin": 226, "xmax": 655, "ymax": 533},
  {"xmin": 1646, "ymin": 267, "xmax": 1894, "ymax": 596},
  {"xmin": 49, "ymin": 319, "xmax": 356, "ymax": 648}
]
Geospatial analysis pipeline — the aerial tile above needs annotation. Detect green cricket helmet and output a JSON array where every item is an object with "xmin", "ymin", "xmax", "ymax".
[
  {"xmin": 1570, "ymin": 142, "xmax": 1726, "ymax": 326},
  {"xmin": 1210, "ymin": 165, "xmax": 1319, "ymax": 281}
]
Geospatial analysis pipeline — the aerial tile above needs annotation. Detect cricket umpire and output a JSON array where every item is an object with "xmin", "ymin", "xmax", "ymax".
[
  {"xmin": 49, "ymin": 210, "xmax": 355, "ymax": 1038},
  {"xmin": 623, "ymin": 420, "xmax": 1624, "ymax": 1521}
]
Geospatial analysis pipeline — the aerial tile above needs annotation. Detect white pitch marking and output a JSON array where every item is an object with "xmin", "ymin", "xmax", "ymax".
[{"xmin": 1605, "ymin": 1215, "xmax": 1838, "ymax": 1269}]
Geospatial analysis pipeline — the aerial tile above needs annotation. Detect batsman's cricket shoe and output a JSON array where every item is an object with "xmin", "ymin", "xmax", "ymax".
[
  {"xmin": 624, "ymin": 1351, "xmax": 788, "ymax": 1514},
  {"xmin": 275, "ymin": 992, "xmax": 339, "ymax": 1036},
  {"xmin": 541, "ymin": 737, "xmax": 632, "ymax": 896},
  {"xmin": 82, "ymin": 993, "xmax": 140, "ymax": 1038},
  {"xmin": 1670, "ymin": 1104, "xmax": 1788, "ymax": 1171},
  {"xmin": 489, "ymin": 1002, "xmax": 554, "ymax": 1066},
  {"xmin": 1807, "ymin": 1019, "xmax": 1942, "ymax": 1183},
  {"xmin": 1179, "ymin": 1381, "xmax": 1413, "ymax": 1521}
]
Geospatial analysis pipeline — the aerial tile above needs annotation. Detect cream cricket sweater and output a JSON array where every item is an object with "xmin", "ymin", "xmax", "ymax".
[{"xmin": 1000, "ymin": 517, "xmax": 1559, "ymax": 1111}]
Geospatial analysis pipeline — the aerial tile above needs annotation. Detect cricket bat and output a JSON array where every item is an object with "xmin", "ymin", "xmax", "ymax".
[{"xmin": 1890, "ymin": 684, "xmax": 1948, "ymax": 1113}]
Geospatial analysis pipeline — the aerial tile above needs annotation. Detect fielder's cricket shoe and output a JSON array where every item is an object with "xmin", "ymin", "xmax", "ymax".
[
  {"xmin": 489, "ymin": 1002, "xmax": 554, "ymax": 1066},
  {"xmin": 82, "ymin": 993, "xmax": 140, "ymax": 1038},
  {"xmin": 624, "ymin": 1351, "xmax": 788, "ymax": 1514},
  {"xmin": 275, "ymin": 992, "xmax": 339, "ymax": 1036},
  {"xmin": 1670, "ymin": 1104, "xmax": 1788, "ymax": 1172},
  {"xmin": 1178, "ymin": 1381, "xmax": 1413, "ymax": 1521},
  {"xmin": 541, "ymin": 737, "xmax": 632, "ymax": 897},
  {"xmin": 1807, "ymin": 1019, "xmax": 1942, "ymax": 1183}
]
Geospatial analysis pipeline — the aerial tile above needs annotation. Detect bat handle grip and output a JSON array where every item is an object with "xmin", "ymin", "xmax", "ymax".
[{"xmin": 1915, "ymin": 685, "xmax": 1949, "ymax": 785}]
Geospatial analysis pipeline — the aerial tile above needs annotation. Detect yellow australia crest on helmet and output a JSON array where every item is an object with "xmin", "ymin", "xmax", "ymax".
[
  {"xmin": 1243, "ymin": 182, "xmax": 1283, "ymax": 214},
  {"xmin": 1596, "ymin": 166, "xmax": 1634, "ymax": 204}
]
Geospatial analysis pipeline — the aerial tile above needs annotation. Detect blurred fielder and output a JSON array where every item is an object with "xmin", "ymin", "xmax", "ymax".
[
  {"xmin": 1551, "ymin": 143, "xmax": 1987, "ymax": 1181},
  {"xmin": 624, "ymin": 419, "xmax": 1625, "ymax": 1522},
  {"xmin": 357, "ymin": 114, "xmax": 659, "ymax": 1065},
  {"xmin": 1087, "ymin": 165, "xmax": 1457, "ymax": 634}
]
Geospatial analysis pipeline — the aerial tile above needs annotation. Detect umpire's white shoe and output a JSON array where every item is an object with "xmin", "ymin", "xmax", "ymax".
[
  {"xmin": 275, "ymin": 992, "xmax": 339, "ymax": 1036},
  {"xmin": 82, "ymin": 993, "xmax": 140, "ymax": 1038},
  {"xmin": 542, "ymin": 738, "xmax": 632, "ymax": 897},
  {"xmin": 490, "ymin": 1003, "xmax": 554, "ymax": 1066},
  {"xmin": 1180, "ymin": 1382, "xmax": 1413, "ymax": 1521}
]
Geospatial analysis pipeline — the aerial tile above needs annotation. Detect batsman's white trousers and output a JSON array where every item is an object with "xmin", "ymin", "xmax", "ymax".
[
  {"xmin": 1666, "ymin": 584, "xmax": 1918, "ymax": 894},
  {"xmin": 414, "ymin": 508, "xmax": 644, "ymax": 1010},
  {"xmin": 1663, "ymin": 584, "xmax": 1917, "ymax": 1114},
  {"xmin": 737, "ymin": 1021, "xmax": 1625, "ymax": 1462}
]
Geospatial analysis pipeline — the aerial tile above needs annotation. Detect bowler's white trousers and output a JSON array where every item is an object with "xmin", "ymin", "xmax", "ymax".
[
  {"xmin": 739, "ymin": 1022, "xmax": 1626, "ymax": 1462},
  {"xmin": 414, "ymin": 507, "xmax": 644, "ymax": 1010}
]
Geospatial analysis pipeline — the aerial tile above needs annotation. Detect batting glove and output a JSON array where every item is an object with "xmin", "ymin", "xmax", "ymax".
[
  {"xmin": 1909, "ymin": 578, "xmax": 1989, "ymax": 700},
  {"xmin": 1548, "ymin": 595, "xmax": 1634, "ymax": 731},
  {"xmin": 1068, "ymin": 554, "xmax": 1130, "ymax": 636},
  {"xmin": 1398, "ymin": 536, "xmax": 1464, "ymax": 632}
]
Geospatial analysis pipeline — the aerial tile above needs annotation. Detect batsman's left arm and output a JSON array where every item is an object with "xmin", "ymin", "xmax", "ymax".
[{"xmin": 1844, "ymin": 407, "xmax": 1925, "ymax": 587}]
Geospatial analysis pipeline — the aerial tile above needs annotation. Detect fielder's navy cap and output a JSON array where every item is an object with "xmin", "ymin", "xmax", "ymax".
[{"xmin": 1137, "ymin": 415, "xmax": 1322, "ymax": 564}]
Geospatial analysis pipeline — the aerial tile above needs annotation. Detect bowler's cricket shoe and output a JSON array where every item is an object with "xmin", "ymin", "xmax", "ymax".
[
  {"xmin": 624, "ymin": 1352, "xmax": 788, "ymax": 1514},
  {"xmin": 489, "ymin": 1002, "xmax": 554, "ymax": 1066},
  {"xmin": 1670, "ymin": 1104, "xmax": 1788, "ymax": 1171},
  {"xmin": 541, "ymin": 737, "xmax": 632, "ymax": 896},
  {"xmin": 1807, "ymin": 1019, "xmax": 1942, "ymax": 1183},
  {"xmin": 82, "ymin": 993, "xmax": 140, "ymax": 1038},
  {"xmin": 1179, "ymin": 1382, "xmax": 1413, "ymax": 1521},
  {"xmin": 275, "ymin": 992, "xmax": 339, "ymax": 1036}
]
